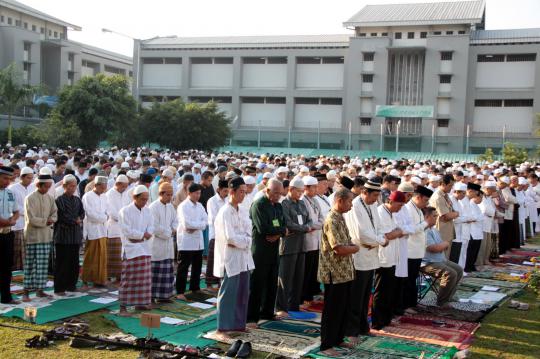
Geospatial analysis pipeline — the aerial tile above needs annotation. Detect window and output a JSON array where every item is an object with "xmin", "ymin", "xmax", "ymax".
[
  {"xmin": 360, "ymin": 117, "xmax": 372, "ymax": 126},
  {"xmin": 23, "ymin": 62, "xmax": 30, "ymax": 82},
  {"xmin": 458, "ymin": 30, "xmax": 466, "ymax": 35},
  {"xmin": 7, "ymin": 17, "xmax": 12, "ymax": 25},
  {"xmin": 362, "ymin": 74, "xmax": 374, "ymax": 83},
  {"xmin": 322, "ymin": 57, "xmax": 344, "ymax": 64},
  {"xmin": 32, "ymin": 25, "xmax": 36, "ymax": 32},
  {"xmin": 395, "ymin": 32, "xmax": 402, "ymax": 39},
  {"xmin": 129, "ymin": 71, "xmax": 133, "ymax": 77},
  {"xmin": 164, "ymin": 57, "xmax": 182, "ymax": 64},
  {"xmin": 504, "ymin": 99, "xmax": 533, "ymax": 107},
  {"xmin": 40, "ymin": 27, "xmax": 44, "ymax": 34},
  {"xmin": 142, "ymin": 58, "xmax": 163, "ymax": 64},
  {"xmin": 474, "ymin": 99, "xmax": 503, "ymax": 107},
  {"xmin": 266, "ymin": 97, "xmax": 286, "ymax": 104},
  {"xmin": 141, "ymin": 96, "xmax": 164, "ymax": 102},
  {"xmin": 446, "ymin": 31, "xmax": 454, "ymax": 35},
  {"xmin": 370, "ymin": 33, "xmax": 377, "ymax": 37},
  {"xmin": 68, "ymin": 72, "xmax": 74, "ymax": 86},
  {"xmin": 0, "ymin": 16, "xmax": 3, "ymax": 23},
  {"xmin": 53, "ymin": 31, "xmax": 58, "ymax": 38},
  {"xmin": 441, "ymin": 51, "xmax": 453, "ymax": 61},
  {"xmin": 506, "ymin": 53, "xmax": 536, "ymax": 62},
  {"xmin": 420, "ymin": 31, "xmax": 427, "ymax": 38},
  {"xmin": 437, "ymin": 119, "xmax": 449, "ymax": 128},
  {"xmin": 359, "ymin": 33, "xmax": 366, "ymax": 37},
  {"xmin": 321, "ymin": 98, "xmax": 342, "ymax": 105},
  {"xmin": 433, "ymin": 31, "xmax": 441, "ymax": 35},
  {"xmin": 15, "ymin": 20, "xmax": 20, "ymax": 26},
  {"xmin": 23, "ymin": 42, "xmax": 31, "ymax": 61},
  {"xmin": 191, "ymin": 96, "xmax": 232, "ymax": 103},
  {"xmin": 214, "ymin": 57, "xmax": 233, "ymax": 64},
  {"xmin": 381, "ymin": 32, "xmax": 388, "ymax": 36},
  {"xmin": 439, "ymin": 75, "xmax": 452, "ymax": 84},
  {"xmin": 191, "ymin": 57, "xmax": 212, "ymax": 64},
  {"xmin": 48, "ymin": 29, "xmax": 52, "ymax": 36},
  {"xmin": 242, "ymin": 97, "xmax": 265, "ymax": 104},
  {"xmin": 268, "ymin": 57, "xmax": 287, "ymax": 64},
  {"xmin": 295, "ymin": 98, "xmax": 319, "ymax": 105},
  {"xmin": 407, "ymin": 32, "xmax": 415, "ymax": 39},
  {"xmin": 297, "ymin": 57, "xmax": 320, "ymax": 64},
  {"xmin": 477, "ymin": 54, "xmax": 505, "ymax": 62},
  {"xmin": 363, "ymin": 52, "xmax": 374, "ymax": 61}
]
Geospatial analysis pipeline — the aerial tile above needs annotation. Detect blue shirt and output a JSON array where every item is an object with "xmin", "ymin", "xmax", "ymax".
[
  {"xmin": 0, "ymin": 188, "xmax": 18, "ymax": 220},
  {"xmin": 423, "ymin": 227, "xmax": 446, "ymax": 263}
]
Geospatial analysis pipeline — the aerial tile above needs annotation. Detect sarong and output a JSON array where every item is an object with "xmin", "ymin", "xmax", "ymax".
[
  {"xmin": 23, "ymin": 242, "xmax": 51, "ymax": 290},
  {"xmin": 217, "ymin": 270, "xmax": 250, "ymax": 331},
  {"xmin": 81, "ymin": 237, "xmax": 108, "ymax": 285},
  {"xmin": 119, "ymin": 255, "xmax": 152, "ymax": 306},
  {"xmin": 107, "ymin": 237, "xmax": 122, "ymax": 278},
  {"xmin": 12, "ymin": 230, "xmax": 25, "ymax": 271},
  {"xmin": 151, "ymin": 259, "xmax": 174, "ymax": 299}
]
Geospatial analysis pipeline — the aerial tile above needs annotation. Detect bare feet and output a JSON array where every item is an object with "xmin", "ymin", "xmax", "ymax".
[
  {"xmin": 274, "ymin": 311, "xmax": 289, "ymax": 320},
  {"xmin": 36, "ymin": 290, "xmax": 52, "ymax": 298},
  {"xmin": 345, "ymin": 336, "xmax": 359, "ymax": 346},
  {"xmin": 214, "ymin": 330, "xmax": 231, "ymax": 340},
  {"xmin": 246, "ymin": 322, "xmax": 258, "ymax": 329},
  {"xmin": 320, "ymin": 348, "xmax": 342, "ymax": 357},
  {"xmin": 135, "ymin": 305, "xmax": 152, "ymax": 311},
  {"xmin": 118, "ymin": 307, "xmax": 132, "ymax": 317},
  {"xmin": 7, "ymin": 299, "xmax": 21, "ymax": 305},
  {"xmin": 80, "ymin": 284, "xmax": 90, "ymax": 291},
  {"xmin": 340, "ymin": 341, "xmax": 355, "ymax": 349},
  {"xmin": 55, "ymin": 292, "xmax": 67, "ymax": 296},
  {"xmin": 176, "ymin": 294, "xmax": 187, "ymax": 301},
  {"xmin": 22, "ymin": 295, "xmax": 31, "ymax": 302}
]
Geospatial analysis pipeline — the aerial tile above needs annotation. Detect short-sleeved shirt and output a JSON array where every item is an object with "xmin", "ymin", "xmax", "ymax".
[
  {"xmin": 0, "ymin": 188, "xmax": 18, "ymax": 220},
  {"xmin": 318, "ymin": 210, "xmax": 355, "ymax": 284},
  {"xmin": 423, "ymin": 227, "xmax": 446, "ymax": 263}
]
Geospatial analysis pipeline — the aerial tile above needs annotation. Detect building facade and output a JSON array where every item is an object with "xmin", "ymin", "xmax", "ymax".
[{"xmin": 0, "ymin": 0, "xmax": 132, "ymax": 124}]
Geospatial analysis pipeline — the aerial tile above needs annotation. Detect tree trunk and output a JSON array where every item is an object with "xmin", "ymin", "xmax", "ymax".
[{"xmin": 7, "ymin": 111, "xmax": 12, "ymax": 146}]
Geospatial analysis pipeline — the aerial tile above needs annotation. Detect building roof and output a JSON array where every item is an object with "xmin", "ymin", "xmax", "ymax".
[
  {"xmin": 141, "ymin": 34, "xmax": 351, "ymax": 49},
  {"xmin": 470, "ymin": 28, "xmax": 540, "ymax": 44},
  {"xmin": 0, "ymin": 0, "xmax": 81, "ymax": 30},
  {"xmin": 68, "ymin": 40, "xmax": 132, "ymax": 65},
  {"xmin": 344, "ymin": 0, "xmax": 485, "ymax": 27}
]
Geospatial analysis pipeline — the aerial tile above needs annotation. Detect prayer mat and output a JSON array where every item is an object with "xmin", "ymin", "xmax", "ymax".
[
  {"xmin": 397, "ymin": 315, "xmax": 480, "ymax": 333},
  {"xmin": 158, "ymin": 299, "xmax": 216, "ymax": 319},
  {"xmin": 460, "ymin": 277, "xmax": 527, "ymax": 290},
  {"xmin": 258, "ymin": 319, "xmax": 321, "ymax": 338},
  {"xmin": 205, "ymin": 327, "xmax": 320, "ymax": 358},
  {"xmin": 419, "ymin": 292, "xmax": 492, "ymax": 312},
  {"xmin": 415, "ymin": 304, "xmax": 485, "ymax": 322},
  {"xmin": 184, "ymin": 290, "xmax": 215, "ymax": 302},
  {"xmin": 2, "ymin": 294, "xmax": 118, "ymax": 324},
  {"xmin": 509, "ymin": 250, "xmax": 540, "ymax": 257},
  {"xmin": 305, "ymin": 300, "xmax": 324, "ymax": 313},
  {"xmin": 105, "ymin": 314, "xmax": 216, "ymax": 348},
  {"xmin": 307, "ymin": 335, "xmax": 458, "ymax": 359}
]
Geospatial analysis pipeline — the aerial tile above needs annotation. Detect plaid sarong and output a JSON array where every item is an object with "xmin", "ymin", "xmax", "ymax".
[
  {"xmin": 12, "ymin": 230, "xmax": 26, "ymax": 271},
  {"xmin": 119, "ymin": 255, "xmax": 152, "ymax": 306},
  {"xmin": 23, "ymin": 242, "xmax": 51, "ymax": 290},
  {"xmin": 151, "ymin": 259, "xmax": 174, "ymax": 299},
  {"xmin": 107, "ymin": 237, "xmax": 122, "ymax": 278}
]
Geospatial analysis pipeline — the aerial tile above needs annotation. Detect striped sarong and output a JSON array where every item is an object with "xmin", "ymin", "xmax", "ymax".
[
  {"xmin": 217, "ymin": 270, "xmax": 250, "ymax": 332},
  {"xmin": 107, "ymin": 237, "xmax": 122, "ymax": 278},
  {"xmin": 23, "ymin": 242, "xmax": 51, "ymax": 290},
  {"xmin": 12, "ymin": 230, "xmax": 25, "ymax": 271},
  {"xmin": 82, "ymin": 237, "xmax": 108, "ymax": 285},
  {"xmin": 119, "ymin": 255, "xmax": 152, "ymax": 306},
  {"xmin": 151, "ymin": 259, "xmax": 174, "ymax": 299}
]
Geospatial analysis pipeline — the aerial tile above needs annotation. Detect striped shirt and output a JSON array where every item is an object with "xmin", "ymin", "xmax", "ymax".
[{"xmin": 54, "ymin": 194, "xmax": 85, "ymax": 245}]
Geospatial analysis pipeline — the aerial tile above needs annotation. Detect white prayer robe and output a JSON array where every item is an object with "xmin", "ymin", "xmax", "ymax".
[
  {"xmin": 377, "ymin": 205, "xmax": 399, "ymax": 268},
  {"xmin": 302, "ymin": 195, "xmax": 324, "ymax": 252},
  {"xmin": 82, "ymin": 190, "xmax": 108, "ymax": 240},
  {"xmin": 176, "ymin": 198, "xmax": 208, "ymax": 251},
  {"xmin": 149, "ymin": 200, "xmax": 177, "ymax": 261},
  {"xmin": 106, "ymin": 188, "xmax": 131, "ymax": 238},
  {"xmin": 119, "ymin": 202, "xmax": 154, "ymax": 260},
  {"xmin": 213, "ymin": 202, "xmax": 254, "ymax": 278},
  {"xmin": 8, "ymin": 182, "xmax": 35, "ymax": 231},
  {"xmin": 207, "ymin": 193, "xmax": 227, "ymax": 240},
  {"xmin": 404, "ymin": 201, "xmax": 428, "ymax": 259}
]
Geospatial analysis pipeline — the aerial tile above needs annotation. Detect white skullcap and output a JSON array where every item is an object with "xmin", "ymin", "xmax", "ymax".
[
  {"xmin": 63, "ymin": 174, "xmax": 77, "ymax": 184},
  {"xmin": 429, "ymin": 175, "xmax": 441, "ymax": 182},
  {"xmin": 484, "ymin": 181, "xmax": 497, "ymax": 188},
  {"xmin": 95, "ymin": 176, "xmax": 108, "ymax": 185},
  {"xmin": 115, "ymin": 174, "xmax": 129, "ymax": 184},
  {"xmin": 410, "ymin": 176, "xmax": 422, "ymax": 185},
  {"xmin": 127, "ymin": 170, "xmax": 139, "ymax": 180},
  {"xmin": 276, "ymin": 167, "xmax": 289, "ymax": 174},
  {"xmin": 299, "ymin": 166, "xmax": 309, "ymax": 173},
  {"xmin": 419, "ymin": 173, "xmax": 428, "ymax": 179},
  {"xmin": 242, "ymin": 176, "xmax": 256, "ymax": 185},
  {"xmin": 389, "ymin": 169, "xmax": 400, "ymax": 177},
  {"xmin": 133, "ymin": 184, "xmax": 149, "ymax": 196},
  {"xmin": 263, "ymin": 172, "xmax": 273, "ymax": 179},
  {"xmin": 518, "ymin": 177, "xmax": 528, "ymax": 185},
  {"xmin": 39, "ymin": 166, "xmax": 52, "ymax": 176},
  {"xmin": 20, "ymin": 167, "xmax": 34, "ymax": 176},
  {"xmin": 326, "ymin": 170, "xmax": 337, "ymax": 180},
  {"xmin": 121, "ymin": 162, "xmax": 130, "ymax": 168},
  {"xmin": 46, "ymin": 159, "xmax": 55, "ymax": 164},
  {"xmin": 453, "ymin": 182, "xmax": 467, "ymax": 192},
  {"xmin": 476, "ymin": 174, "xmax": 484, "ymax": 180},
  {"xmin": 302, "ymin": 176, "xmax": 318, "ymax": 186},
  {"xmin": 499, "ymin": 176, "xmax": 510, "ymax": 184},
  {"xmin": 193, "ymin": 163, "xmax": 201, "ymax": 169},
  {"xmin": 162, "ymin": 169, "xmax": 174, "ymax": 178},
  {"xmin": 290, "ymin": 178, "xmax": 305, "ymax": 190}
]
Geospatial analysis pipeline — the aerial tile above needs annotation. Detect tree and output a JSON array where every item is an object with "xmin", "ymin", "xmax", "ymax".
[
  {"xmin": 0, "ymin": 63, "xmax": 40, "ymax": 145},
  {"xmin": 501, "ymin": 142, "xmax": 528, "ymax": 166},
  {"xmin": 140, "ymin": 99, "xmax": 231, "ymax": 150},
  {"xmin": 51, "ymin": 74, "xmax": 139, "ymax": 148},
  {"xmin": 38, "ymin": 114, "xmax": 81, "ymax": 148},
  {"xmin": 478, "ymin": 148, "xmax": 494, "ymax": 163}
]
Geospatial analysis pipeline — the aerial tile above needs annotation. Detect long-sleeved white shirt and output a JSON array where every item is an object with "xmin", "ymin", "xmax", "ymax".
[
  {"xmin": 469, "ymin": 200, "xmax": 484, "ymax": 240},
  {"xmin": 344, "ymin": 196, "xmax": 385, "ymax": 271},
  {"xmin": 393, "ymin": 206, "xmax": 410, "ymax": 277},
  {"xmin": 176, "ymin": 198, "xmax": 208, "ymax": 251},
  {"xmin": 82, "ymin": 190, "xmax": 108, "ymax": 240},
  {"xmin": 302, "ymin": 195, "xmax": 324, "ymax": 252},
  {"xmin": 8, "ymin": 182, "xmax": 35, "ymax": 231},
  {"xmin": 452, "ymin": 196, "xmax": 472, "ymax": 243},
  {"xmin": 501, "ymin": 187, "xmax": 517, "ymax": 220},
  {"xmin": 377, "ymin": 205, "xmax": 398, "ymax": 268},
  {"xmin": 106, "ymin": 188, "xmax": 131, "ymax": 238},
  {"xmin": 207, "ymin": 193, "xmax": 227, "ymax": 240},
  {"xmin": 119, "ymin": 202, "xmax": 154, "ymax": 260},
  {"xmin": 404, "ymin": 201, "xmax": 428, "ymax": 259},
  {"xmin": 516, "ymin": 189, "xmax": 526, "ymax": 224},
  {"xmin": 479, "ymin": 196, "xmax": 496, "ymax": 233},
  {"xmin": 213, "ymin": 202, "xmax": 255, "ymax": 278},
  {"xmin": 149, "ymin": 200, "xmax": 177, "ymax": 261}
]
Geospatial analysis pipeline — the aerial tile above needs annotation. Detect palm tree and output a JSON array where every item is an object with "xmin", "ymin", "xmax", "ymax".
[{"xmin": 0, "ymin": 63, "xmax": 39, "ymax": 145}]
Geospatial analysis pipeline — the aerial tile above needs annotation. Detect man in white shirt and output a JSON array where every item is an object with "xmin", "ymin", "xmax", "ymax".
[
  {"xmin": 81, "ymin": 176, "xmax": 109, "ymax": 289},
  {"xmin": 372, "ymin": 191, "xmax": 405, "ymax": 330},
  {"xmin": 344, "ymin": 180, "xmax": 401, "ymax": 338},
  {"xmin": 214, "ymin": 177, "xmax": 254, "ymax": 337},
  {"xmin": 450, "ymin": 182, "xmax": 471, "ymax": 269},
  {"xmin": 105, "ymin": 175, "xmax": 130, "ymax": 284},
  {"xmin": 499, "ymin": 176, "xmax": 519, "ymax": 252},
  {"xmin": 118, "ymin": 185, "xmax": 154, "ymax": 315},
  {"xmin": 477, "ymin": 181, "xmax": 498, "ymax": 266},
  {"xmin": 8, "ymin": 167, "xmax": 34, "ymax": 271},
  {"xmin": 176, "ymin": 183, "xmax": 208, "ymax": 300},
  {"xmin": 465, "ymin": 183, "xmax": 484, "ymax": 272},
  {"xmin": 149, "ymin": 182, "xmax": 177, "ymax": 302},
  {"xmin": 205, "ymin": 180, "xmax": 229, "ymax": 290}
]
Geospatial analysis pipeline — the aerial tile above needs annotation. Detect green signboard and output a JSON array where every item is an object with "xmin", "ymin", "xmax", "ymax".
[{"xmin": 375, "ymin": 105, "xmax": 434, "ymax": 118}]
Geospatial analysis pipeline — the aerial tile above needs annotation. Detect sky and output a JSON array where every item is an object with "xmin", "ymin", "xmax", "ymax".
[{"xmin": 20, "ymin": 0, "xmax": 540, "ymax": 57}]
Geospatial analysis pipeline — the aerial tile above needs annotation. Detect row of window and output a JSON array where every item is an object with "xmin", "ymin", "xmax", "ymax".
[
  {"xmin": 359, "ymin": 118, "xmax": 449, "ymax": 128},
  {"xmin": 359, "ymin": 30, "xmax": 466, "ymax": 39},
  {"xmin": 474, "ymin": 99, "xmax": 534, "ymax": 107},
  {"xmin": 477, "ymin": 54, "xmax": 536, "ymax": 62},
  {"xmin": 142, "ymin": 56, "xmax": 345, "ymax": 65},
  {"xmin": 0, "ymin": 15, "xmax": 64, "ymax": 38},
  {"xmin": 141, "ymin": 96, "xmax": 343, "ymax": 105}
]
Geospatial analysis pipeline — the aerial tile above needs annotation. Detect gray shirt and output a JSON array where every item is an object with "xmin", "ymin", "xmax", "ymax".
[{"xmin": 280, "ymin": 196, "xmax": 312, "ymax": 255}]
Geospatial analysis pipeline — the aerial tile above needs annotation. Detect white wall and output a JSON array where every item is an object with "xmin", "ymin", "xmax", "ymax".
[
  {"xmin": 361, "ymin": 82, "xmax": 373, "ymax": 92},
  {"xmin": 242, "ymin": 64, "xmax": 287, "ymax": 88},
  {"xmin": 241, "ymin": 104, "xmax": 286, "ymax": 127},
  {"xmin": 191, "ymin": 64, "xmax": 233, "ymax": 88},
  {"xmin": 473, "ymin": 107, "xmax": 532, "ymax": 133},
  {"xmin": 81, "ymin": 66, "xmax": 94, "ymax": 78},
  {"xmin": 142, "ymin": 64, "xmax": 182, "ymax": 88},
  {"xmin": 439, "ymin": 83, "xmax": 451, "ymax": 93},
  {"xmin": 360, "ymin": 98, "xmax": 373, "ymax": 114},
  {"xmin": 217, "ymin": 103, "xmax": 233, "ymax": 117},
  {"xmin": 294, "ymin": 104, "xmax": 342, "ymax": 129},
  {"xmin": 362, "ymin": 61, "xmax": 374, "ymax": 72},
  {"xmin": 440, "ymin": 60, "xmax": 452, "ymax": 73},
  {"xmin": 476, "ymin": 62, "xmax": 535, "ymax": 88},
  {"xmin": 437, "ymin": 98, "xmax": 450, "ymax": 115},
  {"xmin": 296, "ymin": 64, "xmax": 343, "ymax": 88}
]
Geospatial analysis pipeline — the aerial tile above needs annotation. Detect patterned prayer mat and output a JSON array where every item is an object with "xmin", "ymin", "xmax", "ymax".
[
  {"xmin": 307, "ymin": 335, "xmax": 458, "ymax": 359},
  {"xmin": 204, "ymin": 327, "xmax": 320, "ymax": 358},
  {"xmin": 419, "ymin": 292, "xmax": 492, "ymax": 312},
  {"xmin": 460, "ymin": 277, "xmax": 528, "ymax": 290},
  {"xmin": 415, "ymin": 304, "xmax": 485, "ymax": 322},
  {"xmin": 258, "ymin": 319, "xmax": 321, "ymax": 338},
  {"xmin": 157, "ymin": 299, "xmax": 216, "ymax": 319},
  {"xmin": 304, "ymin": 300, "xmax": 324, "ymax": 313},
  {"xmin": 397, "ymin": 314, "xmax": 480, "ymax": 333}
]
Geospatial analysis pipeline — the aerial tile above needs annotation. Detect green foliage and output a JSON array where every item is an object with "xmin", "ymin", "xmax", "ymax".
[
  {"xmin": 51, "ymin": 74, "xmax": 139, "ymax": 148},
  {"xmin": 478, "ymin": 147, "xmax": 494, "ymax": 163},
  {"xmin": 140, "ymin": 99, "xmax": 231, "ymax": 150},
  {"xmin": 501, "ymin": 142, "xmax": 529, "ymax": 166},
  {"xmin": 38, "ymin": 114, "xmax": 81, "ymax": 148},
  {"xmin": 0, "ymin": 63, "xmax": 40, "ymax": 145},
  {"xmin": 0, "ymin": 125, "xmax": 42, "ymax": 147}
]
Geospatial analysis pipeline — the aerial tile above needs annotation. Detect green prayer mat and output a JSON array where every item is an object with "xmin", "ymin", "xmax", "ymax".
[
  {"xmin": 3, "ymin": 295, "xmax": 119, "ymax": 324},
  {"xmin": 105, "ymin": 313, "xmax": 216, "ymax": 348},
  {"xmin": 157, "ymin": 299, "xmax": 215, "ymax": 319},
  {"xmin": 307, "ymin": 335, "xmax": 458, "ymax": 359},
  {"xmin": 258, "ymin": 319, "xmax": 321, "ymax": 338}
]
